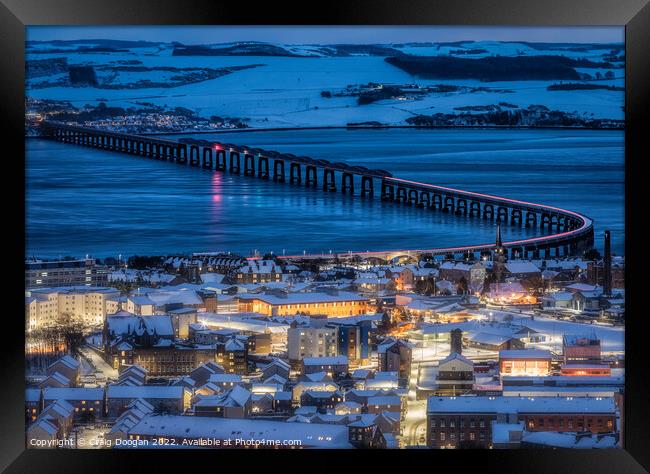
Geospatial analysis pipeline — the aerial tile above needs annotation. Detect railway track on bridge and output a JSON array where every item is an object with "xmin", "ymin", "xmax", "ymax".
[{"xmin": 38, "ymin": 122, "xmax": 595, "ymax": 261}]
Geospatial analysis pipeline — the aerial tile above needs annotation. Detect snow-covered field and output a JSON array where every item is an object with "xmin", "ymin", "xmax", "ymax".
[
  {"xmin": 26, "ymin": 40, "xmax": 624, "ymax": 128},
  {"xmin": 482, "ymin": 308, "xmax": 624, "ymax": 353}
]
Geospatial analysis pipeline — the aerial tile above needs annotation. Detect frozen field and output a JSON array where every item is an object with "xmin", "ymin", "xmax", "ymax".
[{"xmin": 26, "ymin": 40, "xmax": 624, "ymax": 128}]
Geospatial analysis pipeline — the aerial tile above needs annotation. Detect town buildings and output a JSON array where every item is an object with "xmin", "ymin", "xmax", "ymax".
[
  {"xmin": 439, "ymin": 261, "xmax": 486, "ymax": 293},
  {"xmin": 377, "ymin": 338, "xmax": 413, "ymax": 386},
  {"xmin": 26, "ymin": 258, "xmax": 108, "ymax": 288},
  {"xmin": 432, "ymin": 352, "xmax": 475, "ymax": 396},
  {"xmin": 235, "ymin": 260, "xmax": 285, "ymax": 284},
  {"xmin": 24, "ymin": 247, "xmax": 624, "ymax": 451},
  {"xmin": 287, "ymin": 321, "xmax": 338, "ymax": 363},
  {"xmin": 427, "ymin": 396, "xmax": 617, "ymax": 449},
  {"xmin": 26, "ymin": 286, "xmax": 120, "ymax": 331},
  {"xmin": 237, "ymin": 292, "xmax": 370, "ymax": 317},
  {"xmin": 499, "ymin": 350, "xmax": 552, "ymax": 377}
]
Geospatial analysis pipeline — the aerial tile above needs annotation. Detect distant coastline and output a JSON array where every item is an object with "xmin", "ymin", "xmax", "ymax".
[
  {"xmin": 25, "ymin": 123, "xmax": 626, "ymax": 140},
  {"xmin": 138, "ymin": 123, "xmax": 626, "ymax": 136}
]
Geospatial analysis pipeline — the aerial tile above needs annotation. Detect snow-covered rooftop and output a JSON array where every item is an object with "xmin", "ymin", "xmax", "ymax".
[
  {"xmin": 427, "ymin": 395, "xmax": 616, "ymax": 414},
  {"xmin": 107, "ymin": 385, "xmax": 187, "ymax": 399},
  {"xmin": 128, "ymin": 414, "xmax": 353, "ymax": 448}
]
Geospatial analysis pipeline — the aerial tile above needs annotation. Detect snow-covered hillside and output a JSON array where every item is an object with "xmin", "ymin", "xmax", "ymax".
[{"xmin": 25, "ymin": 40, "xmax": 624, "ymax": 129}]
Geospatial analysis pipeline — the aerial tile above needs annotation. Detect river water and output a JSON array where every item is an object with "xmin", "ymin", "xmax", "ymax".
[{"xmin": 26, "ymin": 128, "xmax": 624, "ymax": 259}]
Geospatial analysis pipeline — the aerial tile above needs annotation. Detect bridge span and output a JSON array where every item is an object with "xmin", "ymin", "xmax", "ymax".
[{"xmin": 38, "ymin": 122, "xmax": 594, "ymax": 261}]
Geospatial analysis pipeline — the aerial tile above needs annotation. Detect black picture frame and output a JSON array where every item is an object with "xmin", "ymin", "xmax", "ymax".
[{"xmin": 2, "ymin": 0, "xmax": 648, "ymax": 472}]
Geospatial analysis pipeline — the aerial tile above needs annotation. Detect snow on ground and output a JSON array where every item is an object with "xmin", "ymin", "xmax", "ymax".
[
  {"xmin": 27, "ymin": 41, "xmax": 624, "ymax": 128},
  {"xmin": 480, "ymin": 308, "xmax": 624, "ymax": 353},
  {"xmin": 411, "ymin": 342, "xmax": 498, "ymax": 363}
]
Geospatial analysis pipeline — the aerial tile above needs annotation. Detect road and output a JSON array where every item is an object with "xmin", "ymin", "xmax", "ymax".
[
  {"xmin": 400, "ymin": 346, "xmax": 429, "ymax": 447},
  {"xmin": 79, "ymin": 345, "xmax": 119, "ymax": 381}
]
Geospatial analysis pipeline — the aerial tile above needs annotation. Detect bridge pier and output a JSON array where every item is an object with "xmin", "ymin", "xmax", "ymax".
[
  {"xmin": 526, "ymin": 211, "xmax": 537, "ymax": 228},
  {"xmin": 496, "ymin": 206, "xmax": 508, "ymax": 223},
  {"xmin": 407, "ymin": 189, "xmax": 419, "ymax": 206},
  {"xmin": 342, "ymin": 172, "xmax": 354, "ymax": 194},
  {"xmin": 244, "ymin": 154, "xmax": 255, "ymax": 177},
  {"xmin": 290, "ymin": 163, "xmax": 302, "ymax": 185},
  {"xmin": 214, "ymin": 149, "xmax": 225, "ymax": 170},
  {"xmin": 229, "ymin": 151, "xmax": 240, "ymax": 174},
  {"xmin": 456, "ymin": 198, "xmax": 467, "ymax": 215},
  {"xmin": 258, "ymin": 156, "xmax": 270, "ymax": 179},
  {"xmin": 186, "ymin": 144, "xmax": 197, "ymax": 165},
  {"xmin": 419, "ymin": 191, "xmax": 430, "ymax": 208},
  {"xmin": 361, "ymin": 176, "xmax": 374, "ymax": 197},
  {"xmin": 557, "ymin": 217, "xmax": 565, "ymax": 233},
  {"xmin": 165, "ymin": 145, "xmax": 174, "ymax": 161},
  {"xmin": 174, "ymin": 144, "xmax": 183, "ymax": 162},
  {"xmin": 511, "ymin": 209, "xmax": 522, "ymax": 226},
  {"xmin": 569, "ymin": 241, "xmax": 578, "ymax": 256},
  {"xmin": 273, "ymin": 159, "xmax": 285, "ymax": 182},
  {"xmin": 469, "ymin": 201, "xmax": 481, "ymax": 217},
  {"xmin": 396, "ymin": 186, "xmax": 408, "ymax": 204},
  {"xmin": 323, "ymin": 169, "xmax": 336, "ymax": 192},
  {"xmin": 202, "ymin": 148, "xmax": 213, "ymax": 169},
  {"xmin": 381, "ymin": 181, "xmax": 394, "ymax": 201},
  {"xmin": 483, "ymin": 204, "xmax": 494, "ymax": 220},
  {"xmin": 306, "ymin": 165, "xmax": 318, "ymax": 188},
  {"xmin": 432, "ymin": 194, "xmax": 442, "ymax": 210},
  {"xmin": 189, "ymin": 146, "xmax": 199, "ymax": 165},
  {"xmin": 443, "ymin": 196, "xmax": 455, "ymax": 213}
]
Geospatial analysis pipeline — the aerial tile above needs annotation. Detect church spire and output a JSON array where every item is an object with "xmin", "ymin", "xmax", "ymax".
[{"xmin": 493, "ymin": 223, "xmax": 507, "ymax": 283}]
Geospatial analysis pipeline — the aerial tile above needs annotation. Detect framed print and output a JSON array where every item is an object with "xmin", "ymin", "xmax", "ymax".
[{"xmin": 1, "ymin": 0, "xmax": 648, "ymax": 472}]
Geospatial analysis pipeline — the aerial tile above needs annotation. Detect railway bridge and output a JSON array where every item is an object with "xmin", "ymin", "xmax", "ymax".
[{"xmin": 38, "ymin": 122, "xmax": 595, "ymax": 261}]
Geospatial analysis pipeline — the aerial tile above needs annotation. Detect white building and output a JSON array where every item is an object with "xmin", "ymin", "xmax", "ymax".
[
  {"xmin": 287, "ymin": 323, "xmax": 338, "ymax": 362},
  {"xmin": 26, "ymin": 286, "xmax": 120, "ymax": 331}
]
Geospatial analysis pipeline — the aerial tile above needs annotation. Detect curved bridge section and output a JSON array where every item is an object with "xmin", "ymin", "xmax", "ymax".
[{"xmin": 38, "ymin": 122, "xmax": 594, "ymax": 261}]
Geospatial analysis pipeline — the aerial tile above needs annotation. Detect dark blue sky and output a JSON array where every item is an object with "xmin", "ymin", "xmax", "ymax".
[{"xmin": 26, "ymin": 26, "xmax": 624, "ymax": 44}]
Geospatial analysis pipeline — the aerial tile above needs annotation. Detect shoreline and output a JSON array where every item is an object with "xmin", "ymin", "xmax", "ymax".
[
  {"xmin": 152, "ymin": 124, "xmax": 626, "ymax": 136},
  {"xmin": 25, "ymin": 123, "xmax": 625, "ymax": 138}
]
